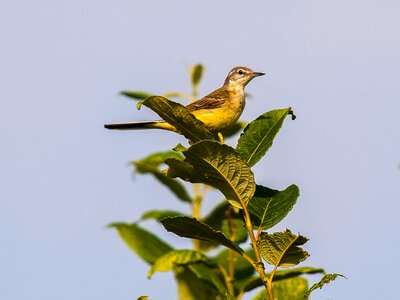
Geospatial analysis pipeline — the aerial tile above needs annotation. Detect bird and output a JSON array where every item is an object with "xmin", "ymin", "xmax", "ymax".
[{"xmin": 104, "ymin": 66, "xmax": 265, "ymax": 134}]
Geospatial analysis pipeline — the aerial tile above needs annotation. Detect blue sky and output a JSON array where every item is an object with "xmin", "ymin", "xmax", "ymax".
[{"xmin": 1, "ymin": 1, "xmax": 399, "ymax": 299}]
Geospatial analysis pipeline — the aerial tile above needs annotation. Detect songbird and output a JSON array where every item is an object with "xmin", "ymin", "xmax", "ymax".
[{"xmin": 104, "ymin": 66, "xmax": 264, "ymax": 133}]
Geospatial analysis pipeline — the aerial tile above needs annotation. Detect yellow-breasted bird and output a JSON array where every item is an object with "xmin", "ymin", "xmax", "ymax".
[{"xmin": 104, "ymin": 66, "xmax": 265, "ymax": 133}]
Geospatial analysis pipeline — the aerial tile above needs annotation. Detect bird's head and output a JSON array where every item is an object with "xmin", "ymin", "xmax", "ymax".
[{"xmin": 224, "ymin": 66, "xmax": 265, "ymax": 87}]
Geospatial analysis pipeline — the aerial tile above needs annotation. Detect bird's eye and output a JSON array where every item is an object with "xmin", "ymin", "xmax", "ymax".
[{"xmin": 238, "ymin": 69, "xmax": 244, "ymax": 75}]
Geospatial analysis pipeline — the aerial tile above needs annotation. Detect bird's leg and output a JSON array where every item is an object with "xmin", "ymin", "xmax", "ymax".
[{"xmin": 217, "ymin": 132, "xmax": 224, "ymax": 144}]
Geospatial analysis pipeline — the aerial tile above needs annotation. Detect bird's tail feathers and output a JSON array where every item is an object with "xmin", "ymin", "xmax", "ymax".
[
  {"xmin": 104, "ymin": 120, "xmax": 177, "ymax": 132},
  {"xmin": 104, "ymin": 121, "xmax": 161, "ymax": 130}
]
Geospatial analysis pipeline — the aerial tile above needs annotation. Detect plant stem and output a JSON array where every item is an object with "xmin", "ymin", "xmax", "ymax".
[
  {"xmin": 226, "ymin": 207, "xmax": 237, "ymax": 281},
  {"xmin": 192, "ymin": 183, "xmax": 202, "ymax": 250},
  {"xmin": 219, "ymin": 265, "xmax": 235, "ymax": 297},
  {"xmin": 242, "ymin": 206, "xmax": 273, "ymax": 298}
]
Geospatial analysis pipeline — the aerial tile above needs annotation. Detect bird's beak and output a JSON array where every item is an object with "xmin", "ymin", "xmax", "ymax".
[{"xmin": 252, "ymin": 72, "xmax": 265, "ymax": 77}]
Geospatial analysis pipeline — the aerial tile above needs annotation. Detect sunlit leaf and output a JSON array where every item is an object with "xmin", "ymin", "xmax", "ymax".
[
  {"xmin": 248, "ymin": 184, "xmax": 299, "ymax": 230},
  {"xmin": 236, "ymin": 108, "xmax": 294, "ymax": 167},
  {"xmin": 166, "ymin": 141, "xmax": 255, "ymax": 209},
  {"xmin": 148, "ymin": 250, "xmax": 210, "ymax": 278},
  {"xmin": 161, "ymin": 216, "xmax": 243, "ymax": 255},
  {"xmin": 304, "ymin": 273, "xmax": 346, "ymax": 298},
  {"xmin": 252, "ymin": 277, "xmax": 308, "ymax": 300},
  {"xmin": 257, "ymin": 230, "xmax": 309, "ymax": 268},
  {"xmin": 109, "ymin": 222, "xmax": 172, "ymax": 265},
  {"xmin": 142, "ymin": 96, "xmax": 215, "ymax": 142}
]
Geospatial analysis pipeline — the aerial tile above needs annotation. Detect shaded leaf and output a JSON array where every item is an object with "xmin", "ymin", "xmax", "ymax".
[
  {"xmin": 142, "ymin": 96, "xmax": 215, "ymax": 142},
  {"xmin": 161, "ymin": 217, "xmax": 243, "ymax": 255},
  {"xmin": 239, "ymin": 267, "xmax": 324, "ymax": 293},
  {"xmin": 148, "ymin": 250, "xmax": 210, "ymax": 278},
  {"xmin": 141, "ymin": 210, "xmax": 186, "ymax": 222},
  {"xmin": 188, "ymin": 263, "xmax": 227, "ymax": 294},
  {"xmin": 166, "ymin": 141, "xmax": 255, "ymax": 209},
  {"xmin": 273, "ymin": 267, "xmax": 324, "ymax": 282},
  {"xmin": 134, "ymin": 151, "xmax": 183, "ymax": 171},
  {"xmin": 120, "ymin": 90, "xmax": 152, "ymax": 100},
  {"xmin": 304, "ymin": 273, "xmax": 346, "ymax": 298},
  {"xmin": 248, "ymin": 184, "xmax": 299, "ymax": 230},
  {"xmin": 203, "ymin": 201, "xmax": 231, "ymax": 229},
  {"xmin": 137, "ymin": 296, "xmax": 149, "ymax": 300},
  {"xmin": 165, "ymin": 158, "xmax": 203, "ymax": 183},
  {"xmin": 199, "ymin": 202, "xmax": 231, "ymax": 251},
  {"xmin": 253, "ymin": 277, "xmax": 308, "ymax": 300},
  {"xmin": 257, "ymin": 230, "xmax": 309, "ymax": 268},
  {"xmin": 220, "ymin": 121, "xmax": 246, "ymax": 138},
  {"xmin": 214, "ymin": 248, "xmax": 256, "ymax": 281},
  {"xmin": 199, "ymin": 203, "xmax": 244, "ymax": 251},
  {"xmin": 236, "ymin": 108, "xmax": 294, "ymax": 167},
  {"xmin": 221, "ymin": 219, "xmax": 248, "ymax": 244},
  {"xmin": 190, "ymin": 64, "xmax": 204, "ymax": 87},
  {"xmin": 109, "ymin": 222, "xmax": 172, "ymax": 265},
  {"xmin": 176, "ymin": 267, "xmax": 219, "ymax": 300},
  {"xmin": 133, "ymin": 161, "xmax": 192, "ymax": 203}
]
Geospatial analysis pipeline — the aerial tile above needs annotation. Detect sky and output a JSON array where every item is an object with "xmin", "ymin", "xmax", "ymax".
[{"xmin": 1, "ymin": 0, "xmax": 399, "ymax": 299}]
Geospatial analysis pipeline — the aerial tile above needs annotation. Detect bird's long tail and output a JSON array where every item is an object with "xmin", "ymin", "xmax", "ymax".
[{"xmin": 104, "ymin": 121, "xmax": 175, "ymax": 131}]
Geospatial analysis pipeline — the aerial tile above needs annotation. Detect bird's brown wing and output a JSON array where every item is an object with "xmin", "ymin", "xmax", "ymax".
[{"xmin": 186, "ymin": 88, "xmax": 229, "ymax": 112}]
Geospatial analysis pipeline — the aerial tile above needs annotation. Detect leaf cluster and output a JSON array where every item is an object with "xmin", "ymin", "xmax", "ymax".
[{"xmin": 109, "ymin": 65, "xmax": 343, "ymax": 299}]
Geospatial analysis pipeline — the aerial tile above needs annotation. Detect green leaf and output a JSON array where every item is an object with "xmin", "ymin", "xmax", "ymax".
[
  {"xmin": 304, "ymin": 273, "xmax": 346, "ymax": 298},
  {"xmin": 133, "ymin": 161, "xmax": 192, "ymax": 203},
  {"xmin": 198, "ymin": 202, "xmax": 230, "ymax": 251},
  {"xmin": 236, "ymin": 108, "xmax": 294, "ymax": 167},
  {"xmin": 109, "ymin": 222, "xmax": 173, "ymax": 265},
  {"xmin": 220, "ymin": 121, "xmax": 246, "ymax": 138},
  {"xmin": 273, "ymin": 267, "xmax": 325, "ymax": 281},
  {"xmin": 173, "ymin": 143, "xmax": 188, "ymax": 152},
  {"xmin": 166, "ymin": 141, "xmax": 256, "ymax": 209},
  {"xmin": 198, "ymin": 202, "xmax": 243, "ymax": 251},
  {"xmin": 161, "ymin": 216, "xmax": 244, "ymax": 255},
  {"xmin": 132, "ymin": 151, "xmax": 191, "ymax": 203},
  {"xmin": 239, "ymin": 266, "xmax": 324, "ymax": 293},
  {"xmin": 248, "ymin": 184, "xmax": 299, "ymax": 230},
  {"xmin": 188, "ymin": 264, "xmax": 227, "ymax": 294},
  {"xmin": 221, "ymin": 219, "xmax": 248, "ymax": 244},
  {"xmin": 203, "ymin": 201, "xmax": 231, "ymax": 229},
  {"xmin": 190, "ymin": 64, "xmax": 204, "ymax": 87},
  {"xmin": 148, "ymin": 250, "xmax": 210, "ymax": 278},
  {"xmin": 257, "ymin": 230, "xmax": 309, "ymax": 268},
  {"xmin": 176, "ymin": 267, "xmax": 220, "ymax": 300},
  {"xmin": 120, "ymin": 90, "xmax": 152, "ymax": 100},
  {"xmin": 134, "ymin": 151, "xmax": 183, "ymax": 171},
  {"xmin": 253, "ymin": 277, "xmax": 308, "ymax": 300},
  {"xmin": 141, "ymin": 210, "xmax": 186, "ymax": 222},
  {"xmin": 273, "ymin": 277, "xmax": 308, "ymax": 300},
  {"xmin": 142, "ymin": 96, "xmax": 215, "ymax": 142},
  {"xmin": 214, "ymin": 248, "xmax": 256, "ymax": 281}
]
